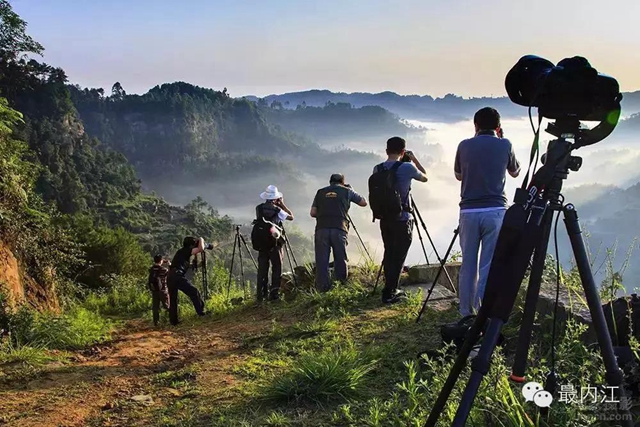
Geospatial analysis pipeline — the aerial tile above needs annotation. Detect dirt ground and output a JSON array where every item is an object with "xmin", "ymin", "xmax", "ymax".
[{"xmin": 0, "ymin": 307, "xmax": 282, "ymax": 427}]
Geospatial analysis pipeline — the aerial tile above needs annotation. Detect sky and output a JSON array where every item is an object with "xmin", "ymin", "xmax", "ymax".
[{"xmin": 12, "ymin": 0, "xmax": 640, "ymax": 97}]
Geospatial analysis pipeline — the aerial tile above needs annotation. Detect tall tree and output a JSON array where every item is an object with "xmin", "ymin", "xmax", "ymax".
[
  {"xmin": 111, "ymin": 82, "xmax": 126, "ymax": 100},
  {"xmin": 0, "ymin": 0, "xmax": 44, "ymax": 60}
]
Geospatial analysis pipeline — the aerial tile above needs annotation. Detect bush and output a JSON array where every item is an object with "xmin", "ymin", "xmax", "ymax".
[
  {"xmin": 3, "ymin": 304, "xmax": 111, "ymax": 352},
  {"xmin": 261, "ymin": 344, "xmax": 378, "ymax": 405},
  {"xmin": 83, "ymin": 274, "xmax": 151, "ymax": 317}
]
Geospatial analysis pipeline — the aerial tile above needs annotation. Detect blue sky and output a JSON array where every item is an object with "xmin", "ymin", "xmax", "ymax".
[{"xmin": 13, "ymin": 0, "xmax": 640, "ymax": 97}]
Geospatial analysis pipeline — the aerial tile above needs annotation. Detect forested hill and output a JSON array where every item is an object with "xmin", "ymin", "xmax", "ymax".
[
  {"xmin": 259, "ymin": 100, "xmax": 421, "ymax": 146},
  {"xmin": 0, "ymin": 1, "xmax": 236, "ymax": 304},
  {"xmin": 68, "ymin": 81, "xmax": 380, "ymax": 211},
  {"xmin": 247, "ymin": 89, "xmax": 640, "ymax": 122}
]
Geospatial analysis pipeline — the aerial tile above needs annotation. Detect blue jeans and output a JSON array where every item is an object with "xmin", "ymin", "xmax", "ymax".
[
  {"xmin": 315, "ymin": 228, "xmax": 348, "ymax": 292},
  {"xmin": 458, "ymin": 209, "xmax": 505, "ymax": 316}
]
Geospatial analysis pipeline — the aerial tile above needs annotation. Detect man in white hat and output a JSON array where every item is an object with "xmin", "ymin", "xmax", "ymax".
[{"xmin": 254, "ymin": 185, "xmax": 294, "ymax": 301}]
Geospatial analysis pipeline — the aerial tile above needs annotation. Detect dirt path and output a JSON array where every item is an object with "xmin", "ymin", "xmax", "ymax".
[{"xmin": 0, "ymin": 307, "xmax": 280, "ymax": 427}]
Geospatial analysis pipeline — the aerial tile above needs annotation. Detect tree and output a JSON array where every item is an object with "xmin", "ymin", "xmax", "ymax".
[
  {"xmin": 0, "ymin": 0, "xmax": 44, "ymax": 60},
  {"xmin": 111, "ymin": 82, "xmax": 126, "ymax": 100}
]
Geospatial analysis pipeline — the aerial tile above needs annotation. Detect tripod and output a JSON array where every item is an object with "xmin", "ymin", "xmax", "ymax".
[
  {"xmin": 281, "ymin": 224, "xmax": 299, "ymax": 289},
  {"xmin": 416, "ymin": 227, "xmax": 459, "ymax": 322},
  {"xmin": 227, "ymin": 225, "xmax": 258, "ymax": 297},
  {"xmin": 346, "ymin": 212, "xmax": 374, "ymax": 264},
  {"xmin": 424, "ymin": 121, "xmax": 632, "ymax": 427}
]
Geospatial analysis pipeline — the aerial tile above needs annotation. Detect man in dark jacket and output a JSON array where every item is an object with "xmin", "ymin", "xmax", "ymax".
[
  {"xmin": 310, "ymin": 174, "xmax": 367, "ymax": 292},
  {"xmin": 255, "ymin": 185, "xmax": 294, "ymax": 302},
  {"xmin": 167, "ymin": 236, "xmax": 207, "ymax": 325},
  {"xmin": 148, "ymin": 254, "xmax": 170, "ymax": 326}
]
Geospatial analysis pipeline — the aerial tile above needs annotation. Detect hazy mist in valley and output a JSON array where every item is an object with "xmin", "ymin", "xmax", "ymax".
[{"xmin": 145, "ymin": 111, "xmax": 640, "ymax": 288}]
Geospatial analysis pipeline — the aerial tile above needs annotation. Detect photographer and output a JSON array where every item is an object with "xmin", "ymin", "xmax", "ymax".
[
  {"xmin": 148, "ymin": 255, "xmax": 170, "ymax": 326},
  {"xmin": 310, "ymin": 173, "xmax": 367, "ymax": 292},
  {"xmin": 373, "ymin": 136, "xmax": 428, "ymax": 304},
  {"xmin": 255, "ymin": 185, "xmax": 294, "ymax": 302},
  {"xmin": 454, "ymin": 107, "xmax": 520, "ymax": 316},
  {"xmin": 167, "ymin": 236, "xmax": 208, "ymax": 325}
]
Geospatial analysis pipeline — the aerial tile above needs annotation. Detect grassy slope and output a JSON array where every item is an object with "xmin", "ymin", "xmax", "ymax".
[
  {"xmin": 1, "ymin": 269, "xmax": 638, "ymax": 427},
  {"xmin": 0, "ymin": 282, "xmax": 459, "ymax": 427}
]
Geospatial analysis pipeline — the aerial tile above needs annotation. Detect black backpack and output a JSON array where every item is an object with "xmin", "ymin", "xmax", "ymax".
[
  {"xmin": 148, "ymin": 266, "xmax": 166, "ymax": 292},
  {"xmin": 251, "ymin": 204, "xmax": 281, "ymax": 251},
  {"xmin": 368, "ymin": 161, "xmax": 403, "ymax": 221}
]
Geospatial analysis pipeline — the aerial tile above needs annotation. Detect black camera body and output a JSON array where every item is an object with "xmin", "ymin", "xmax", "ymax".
[
  {"xmin": 183, "ymin": 236, "xmax": 198, "ymax": 249},
  {"xmin": 505, "ymin": 55, "xmax": 621, "ymax": 121},
  {"xmin": 401, "ymin": 150, "xmax": 413, "ymax": 162}
]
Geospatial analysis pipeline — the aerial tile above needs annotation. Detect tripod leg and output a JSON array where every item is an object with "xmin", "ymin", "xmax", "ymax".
[
  {"xmin": 451, "ymin": 317, "xmax": 505, "ymax": 427},
  {"xmin": 411, "ymin": 197, "xmax": 457, "ymax": 292},
  {"xmin": 563, "ymin": 204, "xmax": 632, "ymax": 426},
  {"xmin": 371, "ymin": 261, "xmax": 383, "ymax": 295},
  {"xmin": 202, "ymin": 252, "xmax": 209, "ymax": 300},
  {"xmin": 416, "ymin": 228, "xmax": 459, "ymax": 323},
  {"xmin": 424, "ymin": 309, "xmax": 488, "ymax": 427},
  {"xmin": 510, "ymin": 209, "xmax": 554, "ymax": 382},
  {"xmin": 227, "ymin": 233, "xmax": 238, "ymax": 296},
  {"xmin": 239, "ymin": 238, "xmax": 246, "ymax": 298},
  {"xmin": 284, "ymin": 242, "xmax": 298, "ymax": 289},
  {"xmin": 413, "ymin": 216, "xmax": 431, "ymax": 265},
  {"xmin": 239, "ymin": 234, "xmax": 259, "ymax": 270}
]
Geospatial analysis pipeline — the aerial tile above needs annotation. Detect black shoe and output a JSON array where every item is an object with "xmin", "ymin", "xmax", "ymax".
[{"xmin": 382, "ymin": 290, "xmax": 408, "ymax": 304}]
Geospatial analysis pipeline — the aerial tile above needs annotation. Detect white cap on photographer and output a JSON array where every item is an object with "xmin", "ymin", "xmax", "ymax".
[{"xmin": 260, "ymin": 185, "xmax": 283, "ymax": 200}]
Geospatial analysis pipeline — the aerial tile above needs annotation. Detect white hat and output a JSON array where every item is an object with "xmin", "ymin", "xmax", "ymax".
[{"xmin": 260, "ymin": 185, "xmax": 283, "ymax": 200}]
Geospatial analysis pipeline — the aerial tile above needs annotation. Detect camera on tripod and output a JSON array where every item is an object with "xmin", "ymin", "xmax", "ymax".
[{"xmin": 425, "ymin": 56, "xmax": 633, "ymax": 427}]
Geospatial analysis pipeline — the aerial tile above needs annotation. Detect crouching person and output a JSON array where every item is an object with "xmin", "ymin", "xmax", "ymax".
[
  {"xmin": 148, "ymin": 255, "xmax": 170, "ymax": 326},
  {"xmin": 252, "ymin": 185, "xmax": 294, "ymax": 302},
  {"xmin": 167, "ymin": 237, "xmax": 207, "ymax": 325},
  {"xmin": 310, "ymin": 174, "xmax": 367, "ymax": 292}
]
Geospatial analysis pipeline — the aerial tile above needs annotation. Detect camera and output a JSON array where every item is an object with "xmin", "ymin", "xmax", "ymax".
[
  {"xmin": 205, "ymin": 243, "xmax": 214, "ymax": 250},
  {"xmin": 505, "ymin": 55, "xmax": 621, "ymax": 121},
  {"xmin": 401, "ymin": 150, "xmax": 413, "ymax": 162}
]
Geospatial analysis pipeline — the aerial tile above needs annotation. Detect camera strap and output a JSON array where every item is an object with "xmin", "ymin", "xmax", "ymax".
[{"xmin": 521, "ymin": 112, "xmax": 543, "ymax": 189}]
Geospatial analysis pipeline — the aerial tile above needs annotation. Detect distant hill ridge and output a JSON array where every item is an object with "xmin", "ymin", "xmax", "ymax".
[{"xmin": 245, "ymin": 89, "xmax": 640, "ymax": 123}]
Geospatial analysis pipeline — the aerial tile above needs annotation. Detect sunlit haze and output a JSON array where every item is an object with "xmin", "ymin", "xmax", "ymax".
[{"xmin": 14, "ymin": 0, "xmax": 640, "ymax": 97}]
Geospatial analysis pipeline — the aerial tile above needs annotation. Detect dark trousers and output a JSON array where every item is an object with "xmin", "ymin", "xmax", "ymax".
[
  {"xmin": 380, "ymin": 219, "xmax": 414, "ymax": 298},
  {"xmin": 151, "ymin": 289, "xmax": 170, "ymax": 325},
  {"xmin": 257, "ymin": 246, "xmax": 284, "ymax": 301},
  {"xmin": 168, "ymin": 274, "xmax": 205, "ymax": 325},
  {"xmin": 314, "ymin": 228, "xmax": 348, "ymax": 292}
]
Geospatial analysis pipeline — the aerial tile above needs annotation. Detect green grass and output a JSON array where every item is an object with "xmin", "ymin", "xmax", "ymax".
[
  {"xmin": 260, "ymin": 344, "xmax": 378, "ymax": 405},
  {"xmin": 7, "ymin": 305, "xmax": 112, "ymax": 350}
]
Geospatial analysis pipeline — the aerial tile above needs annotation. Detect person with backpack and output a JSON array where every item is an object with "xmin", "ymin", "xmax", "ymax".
[
  {"xmin": 148, "ymin": 255, "xmax": 170, "ymax": 326},
  {"xmin": 167, "ymin": 236, "xmax": 208, "ymax": 325},
  {"xmin": 454, "ymin": 107, "xmax": 520, "ymax": 316},
  {"xmin": 310, "ymin": 174, "xmax": 367, "ymax": 292},
  {"xmin": 369, "ymin": 136, "xmax": 428, "ymax": 304},
  {"xmin": 252, "ymin": 185, "xmax": 294, "ymax": 302}
]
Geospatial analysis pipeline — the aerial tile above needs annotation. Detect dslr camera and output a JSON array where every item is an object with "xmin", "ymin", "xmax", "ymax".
[
  {"xmin": 182, "ymin": 236, "xmax": 214, "ymax": 250},
  {"xmin": 401, "ymin": 150, "xmax": 414, "ymax": 163}
]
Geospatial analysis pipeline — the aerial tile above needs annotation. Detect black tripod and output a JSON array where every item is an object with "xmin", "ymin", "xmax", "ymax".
[
  {"xmin": 227, "ymin": 225, "xmax": 258, "ymax": 297},
  {"xmin": 346, "ymin": 212, "xmax": 374, "ymax": 264},
  {"xmin": 424, "ymin": 120, "xmax": 632, "ymax": 427},
  {"xmin": 281, "ymin": 224, "xmax": 299, "ymax": 289},
  {"xmin": 416, "ymin": 227, "xmax": 459, "ymax": 322}
]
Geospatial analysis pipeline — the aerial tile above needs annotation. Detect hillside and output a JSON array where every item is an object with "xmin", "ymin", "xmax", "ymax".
[
  {"xmin": 247, "ymin": 89, "xmax": 640, "ymax": 123},
  {"xmin": 68, "ymin": 81, "xmax": 380, "ymax": 221},
  {"xmin": 260, "ymin": 100, "xmax": 422, "ymax": 147}
]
